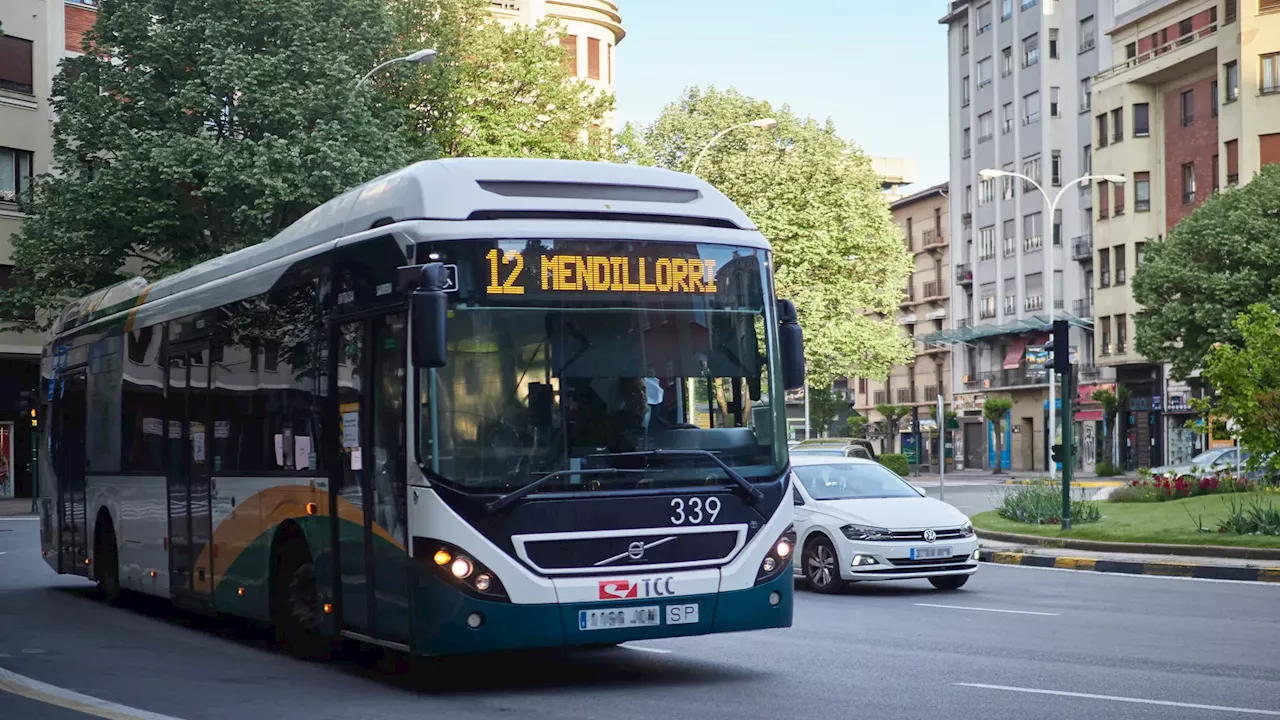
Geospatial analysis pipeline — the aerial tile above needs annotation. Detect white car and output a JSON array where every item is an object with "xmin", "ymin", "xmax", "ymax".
[{"xmin": 790, "ymin": 455, "xmax": 979, "ymax": 593}]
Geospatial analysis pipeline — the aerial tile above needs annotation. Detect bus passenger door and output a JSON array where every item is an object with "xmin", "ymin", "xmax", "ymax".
[
  {"xmin": 167, "ymin": 344, "xmax": 214, "ymax": 607},
  {"xmin": 56, "ymin": 370, "xmax": 88, "ymax": 575},
  {"xmin": 333, "ymin": 314, "xmax": 411, "ymax": 647}
]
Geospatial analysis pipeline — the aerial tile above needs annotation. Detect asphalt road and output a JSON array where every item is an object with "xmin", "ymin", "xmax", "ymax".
[{"xmin": 3, "ymin": 515, "xmax": 1279, "ymax": 720}]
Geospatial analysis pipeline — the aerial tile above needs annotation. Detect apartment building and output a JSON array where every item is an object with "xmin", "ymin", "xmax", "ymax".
[{"xmin": 1091, "ymin": 0, "xmax": 1280, "ymax": 469}]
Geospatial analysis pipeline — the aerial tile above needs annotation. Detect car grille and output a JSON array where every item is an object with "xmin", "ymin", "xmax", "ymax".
[
  {"xmin": 887, "ymin": 528, "xmax": 970, "ymax": 541},
  {"xmin": 518, "ymin": 528, "xmax": 744, "ymax": 575},
  {"xmin": 856, "ymin": 556, "xmax": 975, "ymax": 574}
]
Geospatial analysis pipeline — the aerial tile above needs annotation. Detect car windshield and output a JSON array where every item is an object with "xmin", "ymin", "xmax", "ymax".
[
  {"xmin": 416, "ymin": 239, "xmax": 785, "ymax": 492},
  {"xmin": 794, "ymin": 463, "xmax": 921, "ymax": 500},
  {"xmin": 1188, "ymin": 450, "xmax": 1226, "ymax": 466}
]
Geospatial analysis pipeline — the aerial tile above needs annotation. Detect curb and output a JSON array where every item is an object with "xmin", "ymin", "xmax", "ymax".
[
  {"xmin": 979, "ymin": 549, "xmax": 1280, "ymax": 583},
  {"xmin": 975, "ymin": 529, "xmax": 1280, "ymax": 560},
  {"xmin": 1000, "ymin": 479, "xmax": 1126, "ymax": 487}
]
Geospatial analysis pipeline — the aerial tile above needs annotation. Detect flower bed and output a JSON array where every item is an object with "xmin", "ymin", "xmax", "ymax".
[{"xmin": 1110, "ymin": 471, "xmax": 1259, "ymax": 503}]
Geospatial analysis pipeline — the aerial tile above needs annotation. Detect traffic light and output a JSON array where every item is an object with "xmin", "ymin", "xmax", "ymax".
[
  {"xmin": 1051, "ymin": 443, "xmax": 1064, "ymax": 463},
  {"xmin": 1052, "ymin": 319, "xmax": 1071, "ymax": 375}
]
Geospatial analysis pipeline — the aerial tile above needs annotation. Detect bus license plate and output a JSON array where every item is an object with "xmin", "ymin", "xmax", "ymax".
[
  {"xmin": 579, "ymin": 606, "xmax": 660, "ymax": 631},
  {"xmin": 666, "ymin": 603, "xmax": 699, "ymax": 625},
  {"xmin": 910, "ymin": 546, "xmax": 952, "ymax": 560}
]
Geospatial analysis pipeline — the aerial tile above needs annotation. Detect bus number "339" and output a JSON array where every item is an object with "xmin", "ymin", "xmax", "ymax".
[{"xmin": 670, "ymin": 497, "xmax": 721, "ymax": 525}]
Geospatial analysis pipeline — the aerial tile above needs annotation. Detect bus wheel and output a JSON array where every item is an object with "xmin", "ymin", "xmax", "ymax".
[
  {"xmin": 95, "ymin": 518, "xmax": 122, "ymax": 606},
  {"xmin": 271, "ymin": 540, "xmax": 330, "ymax": 661}
]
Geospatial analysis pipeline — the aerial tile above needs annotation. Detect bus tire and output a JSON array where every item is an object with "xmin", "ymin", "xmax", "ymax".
[
  {"xmin": 94, "ymin": 513, "xmax": 123, "ymax": 606},
  {"xmin": 270, "ymin": 531, "xmax": 330, "ymax": 661}
]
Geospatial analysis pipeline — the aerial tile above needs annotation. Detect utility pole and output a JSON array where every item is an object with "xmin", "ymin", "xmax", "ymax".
[
  {"xmin": 1050, "ymin": 319, "xmax": 1074, "ymax": 530},
  {"xmin": 937, "ymin": 393, "xmax": 946, "ymax": 502}
]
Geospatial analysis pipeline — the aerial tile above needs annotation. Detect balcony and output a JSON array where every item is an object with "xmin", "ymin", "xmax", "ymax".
[
  {"xmin": 1078, "ymin": 363, "xmax": 1101, "ymax": 383},
  {"xmin": 896, "ymin": 388, "xmax": 915, "ymax": 404},
  {"xmin": 956, "ymin": 263, "xmax": 974, "ymax": 285},
  {"xmin": 1025, "ymin": 295, "xmax": 1044, "ymax": 312},
  {"xmin": 1024, "ymin": 235, "xmax": 1043, "ymax": 253},
  {"xmin": 964, "ymin": 368, "xmax": 1048, "ymax": 391},
  {"xmin": 901, "ymin": 285, "xmax": 916, "ymax": 306},
  {"xmin": 1094, "ymin": 22, "xmax": 1218, "ymax": 90},
  {"xmin": 1072, "ymin": 298, "xmax": 1093, "ymax": 318},
  {"xmin": 874, "ymin": 390, "xmax": 888, "ymax": 405},
  {"xmin": 961, "ymin": 212, "xmax": 973, "ymax": 227},
  {"xmin": 922, "ymin": 229, "xmax": 946, "ymax": 250},
  {"xmin": 923, "ymin": 280, "xmax": 947, "ymax": 300},
  {"xmin": 1073, "ymin": 235, "xmax": 1093, "ymax": 262}
]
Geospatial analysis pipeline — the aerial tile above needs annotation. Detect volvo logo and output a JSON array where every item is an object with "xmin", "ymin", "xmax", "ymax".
[
  {"xmin": 627, "ymin": 541, "xmax": 647, "ymax": 560},
  {"xmin": 594, "ymin": 536, "xmax": 678, "ymax": 566},
  {"xmin": 923, "ymin": 529, "xmax": 937, "ymax": 543}
]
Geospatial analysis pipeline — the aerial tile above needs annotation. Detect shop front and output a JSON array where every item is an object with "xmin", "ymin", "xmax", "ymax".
[{"xmin": 1164, "ymin": 378, "xmax": 1204, "ymax": 466}]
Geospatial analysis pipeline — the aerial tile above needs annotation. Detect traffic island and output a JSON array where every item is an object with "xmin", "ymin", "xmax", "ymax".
[{"xmin": 978, "ymin": 546, "xmax": 1280, "ymax": 583}]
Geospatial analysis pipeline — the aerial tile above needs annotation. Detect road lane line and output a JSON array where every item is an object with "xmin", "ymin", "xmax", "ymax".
[
  {"xmin": 955, "ymin": 683, "xmax": 1280, "ymax": 716},
  {"xmin": 0, "ymin": 667, "xmax": 186, "ymax": 720},
  {"xmin": 915, "ymin": 603, "xmax": 1060, "ymax": 616},
  {"xmin": 621, "ymin": 644, "xmax": 673, "ymax": 654}
]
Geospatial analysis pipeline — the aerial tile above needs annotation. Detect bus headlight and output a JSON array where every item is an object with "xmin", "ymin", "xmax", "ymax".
[
  {"xmin": 450, "ymin": 556, "xmax": 473, "ymax": 579},
  {"xmin": 755, "ymin": 525, "xmax": 796, "ymax": 586},
  {"xmin": 412, "ymin": 538, "xmax": 509, "ymax": 603}
]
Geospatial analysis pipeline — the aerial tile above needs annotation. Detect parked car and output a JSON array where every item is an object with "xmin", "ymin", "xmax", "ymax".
[
  {"xmin": 790, "ymin": 455, "xmax": 978, "ymax": 593},
  {"xmin": 1151, "ymin": 447, "xmax": 1251, "ymax": 480},
  {"xmin": 790, "ymin": 438, "xmax": 877, "ymax": 461}
]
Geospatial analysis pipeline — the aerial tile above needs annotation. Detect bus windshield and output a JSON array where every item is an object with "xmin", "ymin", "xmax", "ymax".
[{"xmin": 416, "ymin": 238, "xmax": 786, "ymax": 493}]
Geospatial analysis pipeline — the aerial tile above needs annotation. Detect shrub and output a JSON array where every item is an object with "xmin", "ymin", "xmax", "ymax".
[
  {"xmin": 879, "ymin": 453, "xmax": 910, "ymax": 476},
  {"xmin": 1216, "ymin": 494, "xmax": 1280, "ymax": 536},
  {"xmin": 1095, "ymin": 461, "xmax": 1124, "ymax": 477},
  {"xmin": 996, "ymin": 480, "xmax": 1102, "ymax": 525},
  {"xmin": 1113, "ymin": 471, "xmax": 1258, "ymax": 503}
]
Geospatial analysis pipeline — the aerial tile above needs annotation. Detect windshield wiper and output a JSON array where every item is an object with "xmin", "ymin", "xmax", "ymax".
[
  {"xmin": 589, "ymin": 449, "xmax": 765, "ymax": 505},
  {"xmin": 485, "ymin": 468, "xmax": 654, "ymax": 514}
]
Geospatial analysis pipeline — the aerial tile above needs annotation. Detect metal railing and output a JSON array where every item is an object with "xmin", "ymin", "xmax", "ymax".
[
  {"xmin": 922, "ymin": 229, "xmax": 945, "ymax": 248},
  {"xmin": 923, "ymin": 280, "xmax": 947, "ymax": 299},
  {"xmin": 1025, "ymin": 295, "xmax": 1044, "ymax": 312},
  {"xmin": 896, "ymin": 388, "xmax": 915, "ymax": 404},
  {"xmin": 1072, "ymin": 298, "xmax": 1093, "ymax": 318},
  {"xmin": 1072, "ymin": 235, "xmax": 1093, "ymax": 261},
  {"xmin": 1094, "ymin": 23, "xmax": 1217, "ymax": 84},
  {"xmin": 956, "ymin": 263, "xmax": 974, "ymax": 284}
]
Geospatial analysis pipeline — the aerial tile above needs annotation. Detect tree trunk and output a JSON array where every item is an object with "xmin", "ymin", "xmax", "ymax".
[{"xmin": 993, "ymin": 421, "xmax": 1004, "ymax": 474}]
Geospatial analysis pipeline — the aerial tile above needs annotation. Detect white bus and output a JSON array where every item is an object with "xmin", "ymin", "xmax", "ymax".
[{"xmin": 38, "ymin": 158, "xmax": 804, "ymax": 657}]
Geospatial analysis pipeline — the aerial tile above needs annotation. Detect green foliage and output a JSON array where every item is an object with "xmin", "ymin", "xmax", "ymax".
[
  {"xmin": 1110, "ymin": 472, "xmax": 1257, "ymax": 503},
  {"xmin": 1132, "ymin": 164, "xmax": 1280, "ymax": 380},
  {"xmin": 846, "ymin": 414, "xmax": 869, "ymax": 439},
  {"xmin": 381, "ymin": 0, "xmax": 612, "ymax": 160},
  {"xmin": 879, "ymin": 453, "xmax": 910, "ymax": 477},
  {"xmin": 618, "ymin": 87, "xmax": 914, "ymax": 387},
  {"xmin": 875, "ymin": 403, "xmax": 911, "ymax": 452},
  {"xmin": 1191, "ymin": 303, "xmax": 1280, "ymax": 479},
  {"xmin": 997, "ymin": 481, "xmax": 1101, "ymax": 525},
  {"xmin": 805, "ymin": 384, "xmax": 847, "ymax": 438},
  {"xmin": 0, "ymin": 0, "xmax": 410, "ymax": 329},
  {"xmin": 1094, "ymin": 461, "xmax": 1124, "ymax": 477},
  {"xmin": 1217, "ymin": 494, "xmax": 1280, "ymax": 536},
  {"xmin": 982, "ymin": 396, "xmax": 1013, "ymax": 473}
]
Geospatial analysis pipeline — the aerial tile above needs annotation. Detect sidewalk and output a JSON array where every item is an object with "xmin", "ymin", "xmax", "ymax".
[
  {"xmin": 908, "ymin": 468, "xmax": 1131, "ymax": 487},
  {"xmin": 0, "ymin": 498, "xmax": 36, "ymax": 517},
  {"xmin": 979, "ymin": 538, "xmax": 1280, "ymax": 583}
]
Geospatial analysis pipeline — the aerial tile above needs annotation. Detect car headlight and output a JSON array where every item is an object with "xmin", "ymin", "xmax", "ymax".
[
  {"xmin": 840, "ymin": 524, "xmax": 893, "ymax": 541},
  {"xmin": 958, "ymin": 523, "xmax": 974, "ymax": 538}
]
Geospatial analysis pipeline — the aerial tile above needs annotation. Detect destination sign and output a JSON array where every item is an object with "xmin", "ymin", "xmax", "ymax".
[{"xmin": 485, "ymin": 249, "xmax": 720, "ymax": 296}]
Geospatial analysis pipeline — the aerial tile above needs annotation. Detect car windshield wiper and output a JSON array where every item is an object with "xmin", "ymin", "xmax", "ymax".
[
  {"xmin": 588, "ymin": 449, "xmax": 765, "ymax": 505},
  {"xmin": 485, "ymin": 468, "xmax": 655, "ymax": 515}
]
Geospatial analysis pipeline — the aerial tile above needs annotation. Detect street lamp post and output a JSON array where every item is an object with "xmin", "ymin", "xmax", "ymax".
[
  {"xmin": 690, "ymin": 118, "xmax": 778, "ymax": 177},
  {"xmin": 977, "ymin": 169, "xmax": 1125, "ymax": 478},
  {"xmin": 356, "ymin": 48, "xmax": 438, "ymax": 89}
]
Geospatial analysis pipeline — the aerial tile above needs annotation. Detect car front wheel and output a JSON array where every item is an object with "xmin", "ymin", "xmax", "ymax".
[
  {"xmin": 803, "ymin": 537, "xmax": 842, "ymax": 594},
  {"xmin": 929, "ymin": 575, "xmax": 970, "ymax": 591}
]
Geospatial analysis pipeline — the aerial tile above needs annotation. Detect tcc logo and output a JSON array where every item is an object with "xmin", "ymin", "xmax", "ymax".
[
  {"xmin": 598, "ymin": 580, "xmax": 638, "ymax": 600},
  {"xmin": 597, "ymin": 577, "xmax": 676, "ymax": 600}
]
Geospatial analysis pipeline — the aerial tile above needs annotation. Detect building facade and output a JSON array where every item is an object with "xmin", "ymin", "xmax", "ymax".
[
  {"xmin": 1091, "ymin": 0, "xmax": 1280, "ymax": 469},
  {"xmin": 937, "ymin": 0, "xmax": 1113, "ymax": 472}
]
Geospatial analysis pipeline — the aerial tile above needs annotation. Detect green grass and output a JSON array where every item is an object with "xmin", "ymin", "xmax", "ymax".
[{"xmin": 972, "ymin": 491, "xmax": 1280, "ymax": 548}]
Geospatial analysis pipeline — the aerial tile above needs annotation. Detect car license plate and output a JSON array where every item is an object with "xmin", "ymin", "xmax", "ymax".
[
  {"xmin": 579, "ymin": 606, "xmax": 660, "ymax": 631},
  {"xmin": 910, "ymin": 546, "xmax": 952, "ymax": 560},
  {"xmin": 666, "ymin": 603, "xmax": 699, "ymax": 625}
]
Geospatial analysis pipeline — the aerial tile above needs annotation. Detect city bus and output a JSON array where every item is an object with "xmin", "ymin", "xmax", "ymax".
[{"xmin": 37, "ymin": 158, "xmax": 804, "ymax": 657}]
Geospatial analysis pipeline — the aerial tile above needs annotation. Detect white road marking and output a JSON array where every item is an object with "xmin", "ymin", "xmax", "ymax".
[
  {"xmin": 915, "ymin": 602, "xmax": 1060, "ymax": 616},
  {"xmin": 984, "ymin": 559, "xmax": 1280, "ymax": 587},
  {"xmin": 0, "ymin": 666, "xmax": 187, "ymax": 720},
  {"xmin": 955, "ymin": 682, "xmax": 1280, "ymax": 716},
  {"xmin": 622, "ymin": 644, "xmax": 673, "ymax": 654}
]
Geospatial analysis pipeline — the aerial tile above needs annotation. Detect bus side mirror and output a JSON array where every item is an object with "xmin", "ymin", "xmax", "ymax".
[
  {"xmin": 777, "ymin": 299, "xmax": 805, "ymax": 391},
  {"xmin": 411, "ymin": 263, "xmax": 449, "ymax": 369}
]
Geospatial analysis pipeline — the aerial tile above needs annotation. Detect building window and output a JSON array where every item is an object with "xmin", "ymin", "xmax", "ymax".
[
  {"xmin": 1002, "ymin": 218, "xmax": 1015, "ymax": 257},
  {"xmin": 1133, "ymin": 103, "xmax": 1150, "ymax": 137},
  {"xmin": 1051, "ymin": 150, "xmax": 1062, "ymax": 186},
  {"xmin": 0, "ymin": 148, "xmax": 34, "ymax": 205},
  {"xmin": 963, "ymin": 128, "xmax": 971, "ymax": 157},
  {"xmin": 560, "ymin": 35, "xmax": 578, "ymax": 75},
  {"xmin": 1111, "ymin": 107, "xmax": 1124, "ymax": 143},
  {"xmin": 1182, "ymin": 162, "xmax": 1196, "ymax": 204},
  {"xmin": 1002, "ymin": 102, "xmax": 1013, "ymax": 134},
  {"xmin": 1023, "ymin": 212, "xmax": 1042, "ymax": 251},
  {"xmin": 1262, "ymin": 133, "xmax": 1280, "ymax": 168},
  {"xmin": 965, "ymin": 184, "xmax": 972, "ymax": 211},
  {"xmin": 1263, "ymin": 0, "xmax": 1280, "ymax": 13},
  {"xmin": 1023, "ymin": 34, "xmax": 1040, "ymax": 68},
  {"xmin": 981, "ymin": 287, "xmax": 997, "ymax": 319},
  {"xmin": 1100, "ymin": 316, "xmax": 1112, "ymax": 355},
  {"xmin": 1126, "ymin": 42, "xmax": 1137, "ymax": 60},
  {"xmin": 0, "ymin": 36, "xmax": 34, "ymax": 94},
  {"xmin": 1113, "ymin": 181, "xmax": 1125, "ymax": 216},
  {"xmin": 978, "ymin": 111, "xmax": 994, "ymax": 142},
  {"xmin": 1263, "ymin": 53, "xmax": 1280, "ymax": 95},
  {"xmin": 1079, "ymin": 16, "xmax": 1096, "ymax": 52},
  {"xmin": 1080, "ymin": 77, "xmax": 1092, "ymax": 113},
  {"xmin": 979, "ymin": 226, "xmax": 996, "ymax": 261},
  {"xmin": 1213, "ymin": 153, "xmax": 1220, "ymax": 192},
  {"xmin": 1021, "ymin": 0, "xmax": 1038, "ymax": 10},
  {"xmin": 1002, "ymin": 0, "xmax": 1013, "ymax": 21},
  {"xmin": 1100, "ymin": 249, "xmax": 1111, "ymax": 287},
  {"xmin": 1226, "ymin": 139, "xmax": 1239, "ymax": 184},
  {"xmin": 1053, "ymin": 209, "xmax": 1063, "ymax": 246},
  {"xmin": 978, "ymin": 56, "xmax": 993, "ymax": 88},
  {"xmin": 962, "ymin": 23, "xmax": 970, "ymax": 54},
  {"xmin": 1050, "ymin": 87, "xmax": 1061, "ymax": 117},
  {"xmin": 1225, "ymin": 61, "xmax": 1240, "ymax": 102},
  {"xmin": 1004, "ymin": 282, "xmax": 1019, "ymax": 315},
  {"xmin": 979, "ymin": 177, "xmax": 995, "ymax": 204},
  {"xmin": 1181, "ymin": 89, "xmax": 1195, "ymax": 126},
  {"xmin": 962, "ymin": 75, "xmax": 970, "ymax": 106},
  {"xmin": 1022, "ymin": 154, "xmax": 1041, "ymax": 189},
  {"xmin": 1212, "ymin": 80, "xmax": 1219, "ymax": 117},
  {"xmin": 1002, "ymin": 164, "xmax": 1016, "ymax": 199},
  {"xmin": 1135, "ymin": 171, "xmax": 1151, "ymax": 212},
  {"xmin": 1178, "ymin": 17, "xmax": 1193, "ymax": 39},
  {"xmin": 1098, "ymin": 179, "xmax": 1110, "ymax": 218},
  {"xmin": 1001, "ymin": 47, "xmax": 1013, "ymax": 77},
  {"xmin": 607, "ymin": 44, "xmax": 613, "ymax": 84},
  {"xmin": 1116, "ymin": 314, "xmax": 1128, "ymax": 354},
  {"xmin": 1225, "ymin": 0, "xmax": 1238, "ymax": 24},
  {"xmin": 1097, "ymin": 113, "xmax": 1108, "ymax": 148},
  {"xmin": 977, "ymin": 3, "xmax": 993, "ymax": 34},
  {"xmin": 1082, "ymin": 144, "xmax": 1092, "ymax": 176},
  {"xmin": 1049, "ymin": 29, "xmax": 1060, "ymax": 59},
  {"xmin": 1136, "ymin": 242, "xmax": 1146, "ymax": 267},
  {"xmin": 1023, "ymin": 91, "xmax": 1040, "ymax": 125},
  {"xmin": 587, "ymin": 37, "xmax": 601, "ymax": 80}
]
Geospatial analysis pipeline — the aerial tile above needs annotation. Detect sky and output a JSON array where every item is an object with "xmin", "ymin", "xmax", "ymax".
[{"xmin": 613, "ymin": 0, "xmax": 951, "ymax": 190}]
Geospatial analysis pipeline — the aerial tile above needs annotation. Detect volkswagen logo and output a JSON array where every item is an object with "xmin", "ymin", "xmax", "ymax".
[
  {"xmin": 923, "ymin": 529, "xmax": 937, "ymax": 543},
  {"xmin": 627, "ymin": 541, "xmax": 646, "ymax": 560}
]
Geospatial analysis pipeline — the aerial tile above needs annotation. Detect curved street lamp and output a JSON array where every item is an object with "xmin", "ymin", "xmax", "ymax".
[
  {"xmin": 690, "ymin": 118, "xmax": 779, "ymax": 177},
  {"xmin": 977, "ymin": 168, "xmax": 1126, "ymax": 480},
  {"xmin": 356, "ymin": 48, "xmax": 438, "ymax": 89}
]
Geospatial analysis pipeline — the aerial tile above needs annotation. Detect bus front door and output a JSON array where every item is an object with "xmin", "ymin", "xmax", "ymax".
[
  {"xmin": 166, "ymin": 344, "xmax": 214, "ymax": 607},
  {"xmin": 55, "ymin": 370, "xmax": 88, "ymax": 575},
  {"xmin": 333, "ymin": 314, "xmax": 411, "ymax": 647}
]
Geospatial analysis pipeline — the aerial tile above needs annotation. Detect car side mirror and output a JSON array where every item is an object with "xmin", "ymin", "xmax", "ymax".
[
  {"xmin": 410, "ymin": 263, "xmax": 450, "ymax": 369},
  {"xmin": 777, "ymin": 299, "xmax": 805, "ymax": 391},
  {"xmin": 914, "ymin": 485, "xmax": 927, "ymax": 497}
]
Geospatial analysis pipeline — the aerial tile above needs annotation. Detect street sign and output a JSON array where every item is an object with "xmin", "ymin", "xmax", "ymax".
[{"xmin": 441, "ymin": 264, "xmax": 459, "ymax": 293}]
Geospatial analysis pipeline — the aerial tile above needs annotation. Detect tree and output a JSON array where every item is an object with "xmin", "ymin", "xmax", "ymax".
[
  {"xmin": 381, "ymin": 0, "xmax": 613, "ymax": 160},
  {"xmin": 982, "ymin": 396, "xmax": 1013, "ymax": 474},
  {"xmin": 0, "ymin": 0, "xmax": 410, "ymax": 329},
  {"xmin": 1132, "ymin": 164, "xmax": 1280, "ymax": 380},
  {"xmin": 875, "ymin": 404, "xmax": 912, "ymax": 454},
  {"xmin": 805, "ymin": 384, "xmax": 846, "ymax": 438},
  {"xmin": 846, "ymin": 414, "xmax": 869, "ymax": 439},
  {"xmin": 617, "ymin": 87, "xmax": 915, "ymax": 388},
  {"xmin": 1192, "ymin": 304, "xmax": 1280, "ymax": 478}
]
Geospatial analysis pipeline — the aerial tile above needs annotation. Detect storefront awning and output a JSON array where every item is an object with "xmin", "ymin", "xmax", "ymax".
[
  {"xmin": 1003, "ymin": 338, "xmax": 1028, "ymax": 370},
  {"xmin": 1075, "ymin": 410, "xmax": 1104, "ymax": 422}
]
